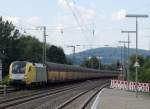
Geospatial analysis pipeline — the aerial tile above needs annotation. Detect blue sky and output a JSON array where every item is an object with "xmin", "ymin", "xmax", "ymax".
[{"xmin": 0, "ymin": 0, "xmax": 150, "ymax": 54}]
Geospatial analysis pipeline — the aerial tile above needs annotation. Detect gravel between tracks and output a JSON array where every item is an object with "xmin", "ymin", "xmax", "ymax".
[
  {"xmin": 58, "ymin": 83, "xmax": 109, "ymax": 109},
  {"xmin": 2, "ymin": 79, "xmax": 108, "ymax": 109},
  {"xmin": 1, "ymin": 82, "xmax": 85, "ymax": 109},
  {"xmin": 0, "ymin": 82, "xmax": 83, "ymax": 104}
]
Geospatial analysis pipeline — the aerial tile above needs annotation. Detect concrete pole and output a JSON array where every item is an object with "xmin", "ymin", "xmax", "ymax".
[
  {"xmin": 126, "ymin": 14, "xmax": 148, "ymax": 98},
  {"xmin": 67, "ymin": 45, "xmax": 80, "ymax": 64},
  {"xmin": 135, "ymin": 17, "xmax": 138, "ymax": 98},
  {"xmin": 121, "ymin": 46, "xmax": 123, "ymax": 80},
  {"xmin": 118, "ymin": 41, "xmax": 129, "ymax": 80},
  {"xmin": 123, "ymin": 44, "xmax": 125, "ymax": 80},
  {"xmin": 127, "ymin": 33, "xmax": 130, "ymax": 90},
  {"xmin": 42, "ymin": 26, "xmax": 47, "ymax": 65}
]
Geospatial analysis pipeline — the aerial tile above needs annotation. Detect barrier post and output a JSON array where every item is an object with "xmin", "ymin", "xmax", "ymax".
[{"xmin": 3, "ymin": 85, "xmax": 6, "ymax": 96}]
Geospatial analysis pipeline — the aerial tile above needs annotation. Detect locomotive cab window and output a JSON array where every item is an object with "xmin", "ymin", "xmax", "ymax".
[{"xmin": 12, "ymin": 62, "xmax": 26, "ymax": 74}]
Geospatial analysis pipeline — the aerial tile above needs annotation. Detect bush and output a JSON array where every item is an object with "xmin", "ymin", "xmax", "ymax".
[{"xmin": 0, "ymin": 75, "xmax": 10, "ymax": 85}]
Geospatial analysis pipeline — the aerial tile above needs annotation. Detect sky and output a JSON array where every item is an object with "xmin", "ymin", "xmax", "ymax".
[{"xmin": 0, "ymin": 0, "xmax": 150, "ymax": 54}]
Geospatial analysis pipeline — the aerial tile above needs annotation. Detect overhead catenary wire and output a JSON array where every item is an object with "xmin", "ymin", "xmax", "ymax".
[
  {"xmin": 64, "ymin": 0, "xmax": 92, "ymax": 46},
  {"xmin": 15, "ymin": 23, "xmax": 95, "ymax": 33},
  {"xmin": 72, "ymin": 0, "xmax": 94, "ymax": 31}
]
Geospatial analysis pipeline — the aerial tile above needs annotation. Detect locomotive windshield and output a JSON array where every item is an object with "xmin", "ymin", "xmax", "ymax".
[{"xmin": 12, "ymin": 62, "xmax": 26, "ymax": 74}]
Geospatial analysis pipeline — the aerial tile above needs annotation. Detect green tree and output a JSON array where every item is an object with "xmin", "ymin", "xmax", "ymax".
[
  {"xmin": 17, "ymin": 35, "xmax": 43, "ymax": 62},
  {"xmin": 47, "ymin": 45, "xmax": 67, "ymax": 64},
  {"xmin": 129, "ymin": 55, "xmax": 145, "ymax": 81},
  {"xmin": 65, "ymin": 58, "xmax": 73, "ymax": 65},
  {"xmin": 139, "ymin": 58, "xmax": 150, "ymax": 82},
  {"xmin": 0, "ymin": 17, "xmax": 20, "ymax": 76},
  {"xmin": 130, "ymin": 55, "xmax": 145, "ymax": 67},
  {"xmin": 0, "ymin": 16, "xmax": 69, "ymax": 77},
  {"xmin": 81, "ymin": 56, "xmax": 100, "ymax": 69}
]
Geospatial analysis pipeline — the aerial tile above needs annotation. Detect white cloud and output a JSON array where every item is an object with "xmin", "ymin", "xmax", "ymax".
[
  {"xmin": 58, "ymin": 0, "xmax": 67, "ymax": 8},
  {"xmin": 58, "ymin": 0, "xmax": 97, "ymax": 24},
  {"xmin": 77, "ymin": 6, "xmax": 96, "ymax": 23},
  {"xmin": 26, "ymin": 16, "xmax": 41, "ymax": 26},
  {"xmin": 2, "ymin": 16, "xmax": 42, "ymax": 27},
  {"xmin": 97, "ymin": 14, "xmax": 107, "ymax": 20},
  {"xmin": 111, "ymin": 9, "xmax": 127, "ymax": 21},
  {"xmin": 3, "ymin": 16, "xmax": 20, "ymax": 24},
  {"xmin": 58, "ymin": 0, "xmax": 74, "ymax": 10}
]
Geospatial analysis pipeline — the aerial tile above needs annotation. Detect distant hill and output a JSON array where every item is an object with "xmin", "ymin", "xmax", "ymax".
[{"xmin": 67, "ymin": 47, "xmax": 149, "ymax": 65}]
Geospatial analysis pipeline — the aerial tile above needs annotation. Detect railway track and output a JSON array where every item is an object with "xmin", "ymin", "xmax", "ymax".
[
  {"xmin": 0, "ymin": 86, "xmax": 19, "ymax": 95},
  {"xmin": 0, "ymin": 84, "xmax": 72, "ymax": 102},
  {"xmin": 56, "ymin": 82, "xmax": 109, "ymax": 109},
  {"xmin": 0, "ymin": 81, "xmax": 83, "ymax": 99},
  {"xmin": 0, "ymin": 80, "xmax": 96, "ymax": 109},
  {"xmin": 0, "ymin": 79, "xmax": 109, "ymax": 109}
]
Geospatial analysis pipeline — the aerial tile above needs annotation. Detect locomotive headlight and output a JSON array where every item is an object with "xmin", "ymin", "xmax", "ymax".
[
  {"xmin": 9, "ymin": 73, "xmax": 12, "ymax": 79},
  {"xmin": 24, "ymin": 74, "xmax": 27, "ymax": 83}
]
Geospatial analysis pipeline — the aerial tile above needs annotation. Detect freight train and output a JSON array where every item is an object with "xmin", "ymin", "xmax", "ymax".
[{"xmin": 9, "ymin": 61, "xmax": 118, "ymax": 85}]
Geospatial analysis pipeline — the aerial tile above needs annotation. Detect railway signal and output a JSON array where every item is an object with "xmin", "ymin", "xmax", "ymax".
[{"xmin": 134, "ymin": 61, "xmax": 140, "ymax": 67}]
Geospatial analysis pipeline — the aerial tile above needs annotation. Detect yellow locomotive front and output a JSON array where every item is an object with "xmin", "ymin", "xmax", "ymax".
[
  {"xmin": 9, "ymin": 61, "xmax": 47, "ymax": 86},
  {"xmin": 9, "ymin": 61, "xmax": 27, "ymax": 85}
]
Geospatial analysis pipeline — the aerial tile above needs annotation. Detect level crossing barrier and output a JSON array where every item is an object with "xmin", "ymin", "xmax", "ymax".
[{"xmin": 110, "ymin": 80, "xmax": 150, "ymax": 92}]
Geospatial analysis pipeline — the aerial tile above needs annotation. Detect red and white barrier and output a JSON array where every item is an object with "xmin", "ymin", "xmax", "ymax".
[
  {"xmin": 137, "ymin": 83, "xmax": 149, "ymax": 92},
  {"xmin": 110, "ymin": 80, "xmax": 150, "ymax": 92}
]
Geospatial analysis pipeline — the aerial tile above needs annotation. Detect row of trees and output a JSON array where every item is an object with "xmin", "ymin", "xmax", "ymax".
[
  {"xmin": 80, "ymin": 55, "xmax": 150, "ymax": 82},
  {"xmin": 81, "ymin": 56, "xmax": 118, "ymax": 70},
  {"xmin": 0, "ymin": 17, "xmax": 69, "ymax": 77},
  {"xmin": 81, "ymin": 57, "xmax": 100, "ymax": 69}
]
